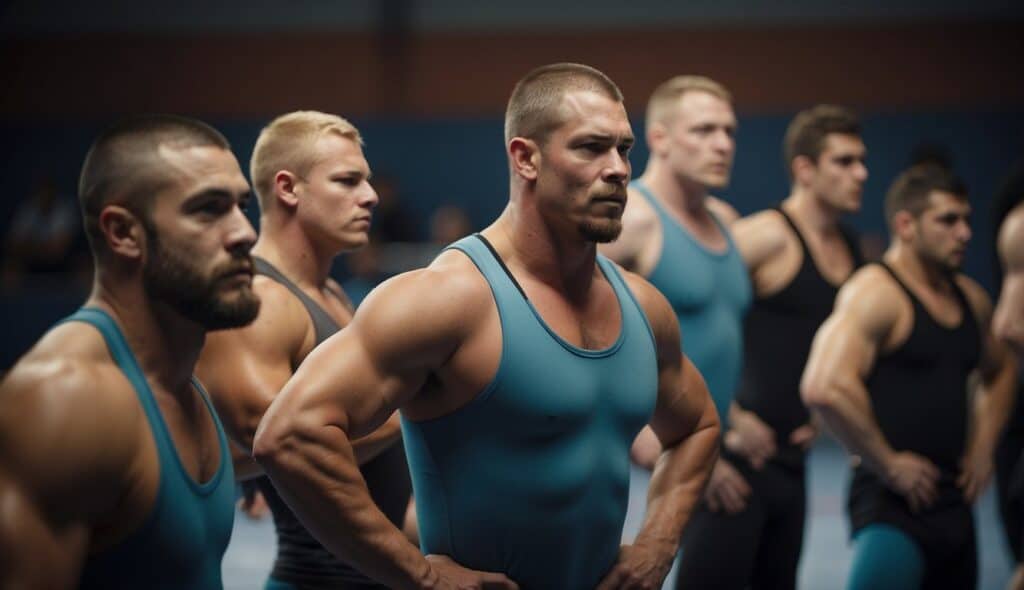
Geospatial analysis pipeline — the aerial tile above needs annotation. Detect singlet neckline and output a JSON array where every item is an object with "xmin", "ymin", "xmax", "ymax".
[
  {"xmin": 473, "ymin": 234, "xmax": 626, "ymax": 358},
  {"xmin": 77, "ymin": 307, "xmax": 227, "ymax": 494},
  {"xmin": 633, "ymin": 180, "xmax": 734, "ymax": 259},
  {"xmin": 253, "ymin": 256, "xmax": 342, "ymax": 333},
  {"xmin": 775, "ymin": 206, "xmax": 852, "ymax": 289},
  {"xmin": 877, "ymin": 262, "xmax": 968, "ymax": 332}
]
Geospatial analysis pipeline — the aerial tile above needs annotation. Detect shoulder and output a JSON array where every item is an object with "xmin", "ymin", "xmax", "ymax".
[
  {"xmin": 618, "ymin": 266, "xmax": 680, "ymax": 348},
  {"xmin": 706, "ymin": 195, "xmax": 741, "ymax": 226},
  {"xmin": 954, "ymin": 274, "xmax": 993, "ymax": 322},
  {"xmin": 731, "ymin": 209, "xmax": 791, "ymax": 268},
  {"xmin": 348, "ymin": 248, "xmax": 494, "ymax": 348},
  {"xmin": 999, "ymin": 205, "xmax": 1024, "ymax": 267},
  {"xmin": 1, "ymin": 326, "xmax": 141, "ymax": 495},
  {"xmin": 834, "ymin": 265, "xmax": 906, "ymax": 335},
  {"xmin": 602, "ymin": 186, "xmax": 658, "ymax": 262}
]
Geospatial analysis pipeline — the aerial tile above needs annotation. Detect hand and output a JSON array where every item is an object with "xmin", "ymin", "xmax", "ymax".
[
  {"xmin": 594, "ymin": 542, "xmax": 674, "ymax": 590},
  {"xmin": 237, "ymin": 486, "xmax": 270, "ymax": 520},
  {"xmin": 704, "ymin": 458, "xmax": 751, "ymax": 514},
  {"xmin": 788, "ymin": 423, "xmax": 818, "ymax": 452},
  {"xmin": 883, "ymin": 451, "xmax": 940, "ymax": 512},
  {"xmin": 724, "ymin": 406, "xmax": 776, "ymax": 469},
  {"xmin": 958, "ymin": 444, "xmax": 995, "ymax": 503},
  {"xmin": 424, "ymin": 554, "xmax": 519, "ymax": 590}
]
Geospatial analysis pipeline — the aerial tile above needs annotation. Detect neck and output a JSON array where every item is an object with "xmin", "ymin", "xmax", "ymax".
[
  {"xmin": 254, "ymin": 215, "xmax": 339, "ymax": 289},
  {"xmin": 884, "ymin": 243, "xmax": 952, "ymax": 292},
  {"xmin": 486, "ymin": 198, "xmax": 598, "ymax": 302},
  {"xmin": 88, "ymin": 269, "xmax": 205, "ymax": 394},
  {"xmin": 638, "ymin": 162, "xmax": 708, "ymax": 216},
  {"xmin": 783, "ymin": 187, "xmax": 842, "ymax": 233}
]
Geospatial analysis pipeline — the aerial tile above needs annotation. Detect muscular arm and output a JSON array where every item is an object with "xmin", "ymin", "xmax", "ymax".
[
  {"xmin": 994, "ymin": 206, "xmax": 1024, "ymax": 354},
  {"xmin": 800, "ymin": 269, "xmax": 904, "ymax": 478},
  {"xmin": 959, "ymin": 277, "xmax": 1019, "ymax": 500},
  {"xmin": 0, "ymin": 354, "xmax": 135, "ymax": 587},
  {"xmin": 252, "ymin": 266, "xmax": 480, "ymax": 589},
  {"xmin": 198, "ymin": 279, "xmax": 401, "ymax": 477},
  {"xmin": 626, "ymin": 277, "xmax": 720, "ymax": 559}
]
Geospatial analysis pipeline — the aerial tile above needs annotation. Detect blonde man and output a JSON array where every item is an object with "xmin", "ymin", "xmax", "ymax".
[{"xmin": 198, "ymin": 111, "xmax": 409, "ymax": 590}]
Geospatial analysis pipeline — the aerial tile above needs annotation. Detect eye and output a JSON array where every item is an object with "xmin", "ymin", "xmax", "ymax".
[{"xmin": 335, "ymin": 177, "xmax": 360, "ymax": 187}]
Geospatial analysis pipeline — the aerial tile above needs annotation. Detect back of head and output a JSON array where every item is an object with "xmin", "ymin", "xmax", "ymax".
[
  {"xmin": 504, "ymin": 63, "xmax": 623, "ymax": 146},
  {"xmin": 645, "ymin": 75, "xmax": 732, "ymax": 128},
  {"xmin": 250, "ymin": 110, "xmax": 363, "ymax": 213},
  {"xmin": 884, "ymin": 164, "xmax": 967, "ymax": 228},
  {"xmin": 783, "ymin": 104, "xmax": 860, "ymax": 178},
  {"xmin": 78, "ymin": 114, "xmax": 230, "ymax": 257}
]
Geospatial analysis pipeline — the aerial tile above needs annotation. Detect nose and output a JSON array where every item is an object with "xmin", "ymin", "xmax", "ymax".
[
  {"xmin": 958, "ymin": 219, "xmax": 972, "ymax": 243},
  {"xmin": 603, "ymin": 149, "xmax": 630, "ymax": 185},
  {"xmin": 361, "ymin": 182, "xmax": 380, "ymax": 209},
  {"xmin": 227, "ymin": 206, "xmax": 257, "ymax": 255},
  {"xmin": 854, "ymin": 161, "xmax": 868, "ymax": 182},
  {"xmin": 714, "ymin": 129, "xmax": 735, "ymax": 155}
]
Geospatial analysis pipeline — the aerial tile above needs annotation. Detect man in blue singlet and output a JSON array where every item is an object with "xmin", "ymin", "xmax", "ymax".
[
  {"xmin": 803, "ymin": 165, "xmax": 1018, "ymax": 589},
  {"xmin": 253, "ymin": 63, "xmax": 721, "ymax": 589},
  {"xmin": 0, "ymin": 115, "xmax": 260, "ymax": 588},
  {"xmin": 198, "ymin": 111, "xmax": 412, "ymax": 589},
  {"xmin": 600, "ymin": 75, "xmax": 750, "ymax": 469}
]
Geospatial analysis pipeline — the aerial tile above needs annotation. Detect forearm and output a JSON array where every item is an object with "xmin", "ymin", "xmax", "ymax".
[
  {"xmin": 255, "ymin": 425, "xmax": 431, "ymax": 590},
  {"xmin": 971, "ymin": 359, "xmax": 1019, "ymax": 453},
  {"xmin": 811, "ymin": 381, "xmax": 893, "ymax": 476},
  {"xmin": 637, "ymin": 419, "xmax": 720, "ymax": 552}
]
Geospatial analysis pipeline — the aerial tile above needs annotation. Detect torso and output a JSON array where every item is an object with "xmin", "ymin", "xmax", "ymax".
[{"xmin": 735, "ymin": 206, "xmax": 862, "ymax": 468}]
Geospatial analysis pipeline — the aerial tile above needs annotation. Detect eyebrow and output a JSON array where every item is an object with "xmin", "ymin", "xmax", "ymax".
[{"xmin": 183, "ymin": 188, "xmax": 252, "ymax": 207}]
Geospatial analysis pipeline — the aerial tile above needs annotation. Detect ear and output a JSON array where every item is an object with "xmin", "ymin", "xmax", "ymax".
[
  {"xmin": 646, "ymin": 121, "xmax": 669, "ymax": 158},
  {"xmin": 509, "ymin": 138, "xmax": 540, "ymax": 181},
  {"xmin": 274, "ymin": 170, "xmax": 301, "ymax": 209},
  {"xmin": 98, "ymin": 205, "xmax": 145, "ymax": 260},
  {"xmin": 891, "ymin": 210, "xmax": 917, "ymax": 242},
  {"xmin": 791, "ymin": 155, "xmax": 816, "ymax": 186}
]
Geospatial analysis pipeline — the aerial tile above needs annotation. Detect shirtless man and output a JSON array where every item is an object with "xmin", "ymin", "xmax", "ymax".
[
  {"xmin": 0, "ymin": 115, "xmax": 259, "ymax": 588},
  {"xmin": 802, "ymin": 165, "xmax": 1018, "ymax": 589},
  {"xmin": 253, "ymin": 63, "xmax": 720, "ymax": 590},
  {"xmin": 991, "ymin": 162, "xmax": 1024, "ymax": 590},
  {"xmin": 197, "ymin": 111, "xmax": 410, "ymax": 589},
  {"xmin": 682, "ymin": 105, "xmax": 867, "ymax": 589}
]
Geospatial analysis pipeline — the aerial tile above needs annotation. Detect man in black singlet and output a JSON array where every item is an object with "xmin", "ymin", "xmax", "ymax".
[
  {"xmin": 197, "ymin": 111, "xmax": 411, "ymax": 590},
  {"xmin": 802, "ymin": 165, "xmax": 1018, "ymax": 589}
]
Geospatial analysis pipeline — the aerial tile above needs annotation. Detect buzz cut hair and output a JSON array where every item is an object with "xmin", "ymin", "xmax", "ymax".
[{"xmin": 504, "ymin": 63, "xmax": 623, "ymax": 145}]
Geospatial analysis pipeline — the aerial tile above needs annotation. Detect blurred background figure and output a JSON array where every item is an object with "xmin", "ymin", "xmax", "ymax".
[{"xmin": 2, "ymin": 176, "xmax": 82, "ymax": 289}]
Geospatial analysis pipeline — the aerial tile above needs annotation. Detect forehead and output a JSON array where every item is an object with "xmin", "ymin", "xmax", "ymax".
[
  {"xmin": 925, "ymin": 190, "xmax": 970, "ymax": 214},
  {"xmin": 821, "ymin": 133, "xmax": 865, "ymax": 156},
  {"xmin": 673, "ymin": 90, "xmax": 735, "ymax": 123},
  {"xmin": 554, "ymin": 89, "xmax": 632, "ymax": 138},
  {"xmin": 309, "ymin": 132, "xmax": 368, "ymax": 173},
  {"xmin": 156, "ymin": 144, "xmax": 249, "ymax": 197}
]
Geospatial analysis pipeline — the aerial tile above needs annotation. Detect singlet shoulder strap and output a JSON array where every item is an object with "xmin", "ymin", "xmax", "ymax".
[
  {"xmin": 253, "ymin": 257, "xmax": 339, "ymax": 343},
  {"xmin": 838, "ymin": 223, "xmax": 866, "ymax": 267},
  {"xmin": 596, "ymin": 256, "xmax": 657, "ymax": 350},
  {"xmin": 774, "ymin": 206, "xmax": 812, "ymax": 256},
  {"xmin": 877, "ymin": 262, "xmax": 921, "ymax": 305},
  {"xmin": 58, "ymin": 308, "xmax": 166, "ymax": 434}
]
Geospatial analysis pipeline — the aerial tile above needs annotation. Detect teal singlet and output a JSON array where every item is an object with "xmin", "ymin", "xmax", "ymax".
[
  {"xmin": 633, "ymin": 181, "xmax": 751, "ymax": 424},
  {"xmin": 401, "ymin": 235, "xmax": 659, "ymax": 590},
  {"xmin": 65, "ymin": 308, "xmax": 235, "ymax": 590}
]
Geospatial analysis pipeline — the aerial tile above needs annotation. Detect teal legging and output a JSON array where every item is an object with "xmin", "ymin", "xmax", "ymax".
[
  {"xmin": 847, "ymin": 524, "xmax": 925, "ymax": 590},
  {"xmin": 264, "ymin": 577, "xmax": 297, "ymax": 590}
]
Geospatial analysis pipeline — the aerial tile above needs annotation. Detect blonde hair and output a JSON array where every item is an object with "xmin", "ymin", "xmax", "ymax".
[
  {"xmin": 645, "ymin": 75, "xmax": 732, "ymax": 128},
  {"xmin": 250, "ymin": 110, "xmax": 363, "ymax": 210}
]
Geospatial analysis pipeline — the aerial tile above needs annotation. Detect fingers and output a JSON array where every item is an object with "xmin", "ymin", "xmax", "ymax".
[
  {"xmin": 789, "ymin": 424, "xmax": 817, "ymax": 450},
  {"xmin": 705, "ymin": 488, "xmax": 721, "ymax": 513},
  {"xmin": 480, "ymin": 572, "xmax": 519, "ymax": 590}
]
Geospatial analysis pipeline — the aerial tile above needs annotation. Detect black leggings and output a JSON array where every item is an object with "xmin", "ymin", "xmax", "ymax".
[{"xmin": 675, "ymin": 453, "xmax": 806, "ymax": 590}]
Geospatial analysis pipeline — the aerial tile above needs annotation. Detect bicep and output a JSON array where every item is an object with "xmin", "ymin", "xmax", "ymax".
[{"xmin": 649, "ymin": 354, "xmax": 716, "ymax": 448}]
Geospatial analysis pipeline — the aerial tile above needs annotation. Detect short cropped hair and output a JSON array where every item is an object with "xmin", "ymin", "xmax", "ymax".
[
  {"xmin": 250, "ymin": 110, "xmax": 363, "ymax": 211},
  {"xmin": 884, "ymin": 164, "xmax": 968, "ymax": 225},
  {"xmin": 78, "ymin": 114, "xmax": 230, "ymax": 254},
  {"xmin": 645, "ymin": 75, "xmax": 732, "ymax": 127},
  {"xmin": 783, "ymin": 105, "xmax": 861, "ymax": 175},
  {"xmin": 504, "ymin": 63, "xmax": 623, "ymax": 145}
]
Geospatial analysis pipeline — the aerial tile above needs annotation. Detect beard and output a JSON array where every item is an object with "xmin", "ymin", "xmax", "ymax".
[
  {"xmin": 579, "ymin": 217, "xmax": 623, "ymax": 243},
  {"xmin": 142, "ymin": 229, "xmax": 260, "ymax": 330}
]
